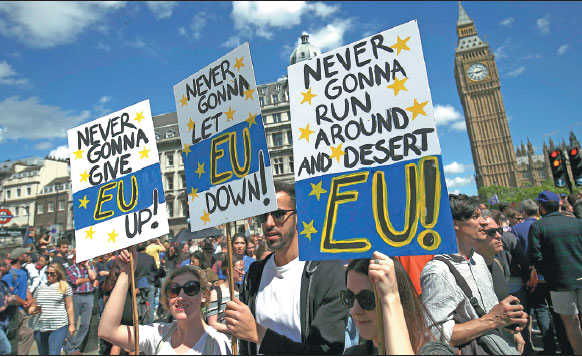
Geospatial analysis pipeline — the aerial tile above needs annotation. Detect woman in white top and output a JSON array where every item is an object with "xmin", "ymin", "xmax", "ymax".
[
  {"xmin": 27, "ymin": 263, "xmax": 76, "ymax": 355},
  {"xmin": 98, "ymin": 247, "xmax": 231, "ymax": 355}
]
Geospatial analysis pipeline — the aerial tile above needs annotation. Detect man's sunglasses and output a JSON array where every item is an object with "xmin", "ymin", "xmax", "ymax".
[
  {"xmin": 339, "ymin": 289, "xmax": 376, "ymax": 311},
  {"xmin": 485, "ymin": 227, "xmax": 503, "ymax": 237},
  {"xmin": 165, "ymin": 280, "xmax": 201, "ymax": 298},
  {"xmin": 256, "ymin": 209, "xmax": 296, "ymax": 224}
]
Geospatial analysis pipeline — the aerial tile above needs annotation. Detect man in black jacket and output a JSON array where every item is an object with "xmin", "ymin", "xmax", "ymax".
[{"xmin": 224, "ymin": 181, "xmax": 347, "ymax": 355}]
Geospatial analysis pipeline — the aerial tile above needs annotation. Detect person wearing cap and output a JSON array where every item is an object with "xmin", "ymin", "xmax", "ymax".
[
  {"xmin": 2, "ymin": 247, "xmax": 34, "ymax": 355},
  {"xmin": 528, "ymin": 190, "xmax": 582, "ymax": 354}
]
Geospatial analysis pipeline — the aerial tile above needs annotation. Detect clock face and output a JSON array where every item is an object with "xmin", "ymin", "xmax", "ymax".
[{"xmin": 467, "ymin": 63, "xmax": 488, "ymax": 81}]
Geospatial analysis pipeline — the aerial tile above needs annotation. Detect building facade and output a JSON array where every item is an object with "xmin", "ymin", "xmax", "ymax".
[
  {"xmin": 34, "ymin": 176, "xmax": 72, "ymax": 234},
  {"xmin": 0, "ymin": 157, "xmax": 69, "ymax": 228},
  {"xmin": 454, "ymin": 2, "xmax": 522, "ymax": 189}
]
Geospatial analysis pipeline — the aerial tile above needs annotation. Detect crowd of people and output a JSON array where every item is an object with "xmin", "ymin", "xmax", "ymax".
[{"xmin": 0, "ymin": 182, "xmax": 580, "ymax": 355}]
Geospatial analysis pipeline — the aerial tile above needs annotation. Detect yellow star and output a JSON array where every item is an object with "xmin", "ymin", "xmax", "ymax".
[
  {"xmin": 134, "ymin": 111, "xmax": 144, "ymax": 123},
  {"xmin": 300, "ymin": 220, "xmax": 318, "ymax": 241},
  {"xmin": 139, "ymin": 146, "xmax": 150, "ymax": 159},
  {"xmin": 200, "ymin": 210, "xmax": 211, "ymax": 225},
  {"xmin": 187, "ymin": 118, "xmax": 195, "ymax": 132},
  {"xmin": 234, "ymin": 56, "xmax": 245, "ymax": 72},
  {"xmin": 85, "ymin": 226, "xmax": 95, "ymax": 240},
  {"xmin": 298, "ymin": 124, "xmax": 315, "ymax": 143},
  {"xmin": 406, "ymin": 98, "xmax": 429, "ymax": 120},
  {"xmin": 387, "ymin": 76, "xmax": 408, "ymax": 96},
  {"xmin": 179, "ymin": 94, "xmax": 188, "ymax": 107},
  {"xmin": 107, "ymin": 230, "xmax": 118, "ymax": 243},
  {"xmin": 308, "ymin": 181, "xmax": 328, "ymax": 201},
  {"xmin": 243, "ymin": 88, "xmax": 255, "ymax": 100},
  {"xmin": 189, "ymin": 187, "xmax": 199, "ymax": 201},
  {"xmin": 183, "ymin": 143, "xmax": 191, "ymax": 157},
  {"xmin": 391, "ymin": 35, "xmax": 411, "ymax": 55},
  {"xmin": 330, "ymin": 144, "xmax": 345, "ymax": 164},
  {"xmin": 195, "ymin": 162, "xmax": 205, "ymax": 178},
  {"xmin": 73, "ymin": 149, "xmax": 84, "ymax": 159},
  {"xmin": 80, "ymin": 171, "xmax": 89, "ymax": 183},
  {"xmin": 224, "ymin": 106, "xmax": 236, "ymax": 121},
  {"xmin": 245, "ymin": 112, "xmax": 257, "ymax": 127},
  {"xmin": 78, "ymin": 195, "xmax": 90, "ymax": 209},
  {"xmin": 300, "ymin": 87, "xmax": 317, "ymax": 105}
]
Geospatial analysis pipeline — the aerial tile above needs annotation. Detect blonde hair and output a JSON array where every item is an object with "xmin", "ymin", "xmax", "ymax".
[
  {"xmin": 160, "ymin": 265, "xmax": 210, "ymax": 313},
  {"xmin": 48, "ymin": 263, "xmax": 70, "ymax": 295}
]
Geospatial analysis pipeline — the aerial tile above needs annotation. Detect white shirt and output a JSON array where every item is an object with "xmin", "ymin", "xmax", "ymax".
[
  {"xmin": 255, "ymin": 255, "xmax": 305, "ymax": 349},
  {"xmin": 139, "ymin": 323, "xmax": 231, "ymax": 355}
]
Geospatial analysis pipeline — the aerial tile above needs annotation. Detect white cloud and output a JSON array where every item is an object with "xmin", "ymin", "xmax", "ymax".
[
  {"xmin": 34, "ymin": 142, "xmax": 53, "ymax": 150},
  {"xmin": 96, "ymin": 41, "xmax": 111, "ymax": 52},
  {"xmin": 444, "ymin": 162, "xmax": 466, "ymax": 175},
  {"xmin": 0, "ymin": 96, "xmax": 90, "ymax": 142},
  {"xmin": 0, "ymin": 2, "xmax": 126, "ymax": 48},
  {"xmin": 544, "ymin": 130, "xmax": 558, "ymax": 137},
  {"xmin": 146, "ymin": 1, "xmax": 177, "ymax": 20},
  {"xmin": 125, "ymin": 37, "xmax": 159, "ymax": 58},
  {"xmin": 536, "ymin": 14, "xmax": 550, "ymax": 35},
  {"xmin": 49, "ymin": 145, "xmax": 69, "ymax": 160},
  {"xmin": 450, "ymin": 189, "xmax": 461, "ymax": 195},
  {"xmin": 505, "ymin": 66, "xmax": 525, "ymax": 78},
  {"xmin": 450, "ymin": 120, "xmax": 467, "ymax": 131},
  {"xmin": 499, "ymin": 17, "xmax": 514, "ymax": 27},
  {"xmin": 93, "ymin": 96, "xmax": 112, "ymax": 117},
  {"xmin": 557, "ymin": 44, "xmax": 571, "ymax": 56},
  {"xmin": 180, "ymin": 12, "xmax": 209, "ymax": 40},
  {"xmin": 222, "ymin": 35, "xmax": 242, "ymax": 49},
  {"xmin": 305, "ymin": 19, "xmax": 352, "ymax": 52},
  {"xmin": 494, "ymin": 38, "xmax": 510, "ymax": 60},
  {"xmin": 231, "ymin": 1, "xmax": 338, "ymax": 40},
  {"xmin": 434, "ymin": 104, "xmax": 462, "ymax": 126},
  {"xmin": 0, "ymin": 60, "xmax": 28, "ymax": 86},
  {"xmin": 446, "ymin": 175, "xmax": 475, "ymax": 188},
  {"xmin": 519, "ymin": 54, "xmax": 541, "ymax": 60}
]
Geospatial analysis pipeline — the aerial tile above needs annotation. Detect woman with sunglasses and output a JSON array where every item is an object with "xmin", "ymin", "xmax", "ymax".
[
  {"xmin": 341, "ymin": 251, "xmax": 450, "ymax": 355},
  {"xmin": 98, "ymin": 247, "xmax": 231, "ymax": 355},
  {"xmin": 27, "ymin": 263, "xmax": 76, "ymax": 355}
]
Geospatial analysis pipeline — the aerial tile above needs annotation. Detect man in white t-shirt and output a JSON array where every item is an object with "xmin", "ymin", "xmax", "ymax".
[{"xmin": 224, "ymin": 181, "xmax": 347, "ymax": 355}]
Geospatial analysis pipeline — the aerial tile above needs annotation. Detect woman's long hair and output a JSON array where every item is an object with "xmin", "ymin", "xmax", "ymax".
[
  {"xmin": 49, "ymin": 263, "xmax": 70, "ymax": 295},
  {"xmin": 346, "ymin": 258, "xmax": 436, "ymax": 353}
]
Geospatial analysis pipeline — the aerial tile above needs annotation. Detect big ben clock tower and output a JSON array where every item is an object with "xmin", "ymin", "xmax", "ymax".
[{"xmin": 454, "ymin": 2, "xmax": 521, "ymax": 189}]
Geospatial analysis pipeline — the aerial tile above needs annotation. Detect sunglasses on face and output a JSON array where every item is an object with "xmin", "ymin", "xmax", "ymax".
[
  {"xmin": 165, "ymin": 280, "xmax": 201, "ymax": 298},
  {"xmin": 45, "ymin": 271, "xmax": 56, "ymax": 277},
  {"xmin": 485, "ymin": 227, "xmax": 503, "ymax": 237},
  {"xmin": 256, "ymin": 209, "xmax": 296, "ymax": 224},
  {"xmin": 339, "ymin": 289, "xmax": 376, "ymax": 311}
]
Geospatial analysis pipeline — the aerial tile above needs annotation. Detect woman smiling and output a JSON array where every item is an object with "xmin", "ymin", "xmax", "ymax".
[{"xmin": 98, "ymin": 247, "xmax": 231, "ymax": 355}]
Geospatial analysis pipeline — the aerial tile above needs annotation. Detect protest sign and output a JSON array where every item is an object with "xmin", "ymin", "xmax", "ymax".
[
  {"xmin": 173, "ymin": 43, "xmax": 277, "ymax": 232},
  {"xmin": 68, "ymin": 100, "xmax": 169, "ymax": 262},
  {"xmin": 288, "ymin": 20, "xmax": 457, "ymax": 261}
]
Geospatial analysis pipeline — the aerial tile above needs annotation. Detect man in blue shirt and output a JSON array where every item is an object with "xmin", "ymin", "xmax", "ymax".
[{"xmin": 2, "ymin": 248, "xmax": 33, "ymax": 355}]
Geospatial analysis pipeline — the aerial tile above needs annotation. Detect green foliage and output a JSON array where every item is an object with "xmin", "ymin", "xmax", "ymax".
[{"xmin": 478, "ymin": 179, "xmax": 580, "ymax": 205}]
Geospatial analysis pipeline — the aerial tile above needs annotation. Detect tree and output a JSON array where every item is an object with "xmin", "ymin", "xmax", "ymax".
[{"xmin": 478, "ymin": 179, "xmax": 579, "ymax": 206}]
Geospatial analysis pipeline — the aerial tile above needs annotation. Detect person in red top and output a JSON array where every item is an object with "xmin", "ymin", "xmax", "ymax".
[{"xmin": 394, "ymin": 255, "xmax": 434, "ymax": 295}]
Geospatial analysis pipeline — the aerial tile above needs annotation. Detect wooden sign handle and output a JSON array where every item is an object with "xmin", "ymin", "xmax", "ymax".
[
  {"xmin": 129, "ymin": 250, "xmax": 140, "ymax": 355},
  {"xmin": 373, "ymin": 283, "xmax": 385, "ymax": 355},
  {"xmin": 226, "ymin": 222, "xmax": 238, "ymax": 355}
]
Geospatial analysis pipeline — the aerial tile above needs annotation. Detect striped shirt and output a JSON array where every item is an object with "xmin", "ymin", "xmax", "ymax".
[
  {"xmin": 65, "ymin": 264, "xmax": 95, "ymax": 294},
  {"xmin": 28, "ymin": 282, "xmax": 72, "ymax": 332}
]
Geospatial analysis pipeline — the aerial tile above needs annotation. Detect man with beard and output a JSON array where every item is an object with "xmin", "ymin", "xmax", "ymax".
[{"xmin": 224, "ymin": 181, "xmax": 347, "ymax": 355}]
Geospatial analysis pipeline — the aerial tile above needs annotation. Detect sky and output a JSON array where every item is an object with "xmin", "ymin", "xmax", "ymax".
[{"xmin": 0, "ymin": 1, "xmax": 580, "ymax": 197}]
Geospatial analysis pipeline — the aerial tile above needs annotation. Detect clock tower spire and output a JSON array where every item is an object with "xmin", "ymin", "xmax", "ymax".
[{"xmin": 454, "ymin": 2, "xmax": 521, "ymax": 190}]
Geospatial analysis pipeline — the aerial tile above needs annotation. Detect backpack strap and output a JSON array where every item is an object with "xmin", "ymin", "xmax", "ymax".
[
  {"xmin": 153, "ymin": 322, "xmax": 177, "ymax": 355},
  {"xmin": 215, "ymin": 286, "xmax": 222, "ymax": 316},
  {"xmin": 432, "ymin": 255, "xmax": 488, "ymax": 317}
]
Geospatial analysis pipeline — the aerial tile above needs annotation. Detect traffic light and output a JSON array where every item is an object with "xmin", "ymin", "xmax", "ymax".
[
  {"xmin": 548, "ymin": 149, "xmax": 571, "ymax": 189},
  {"xmin": 567, "ymin": 146, "xmax": 582, "ymax": 186}
]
